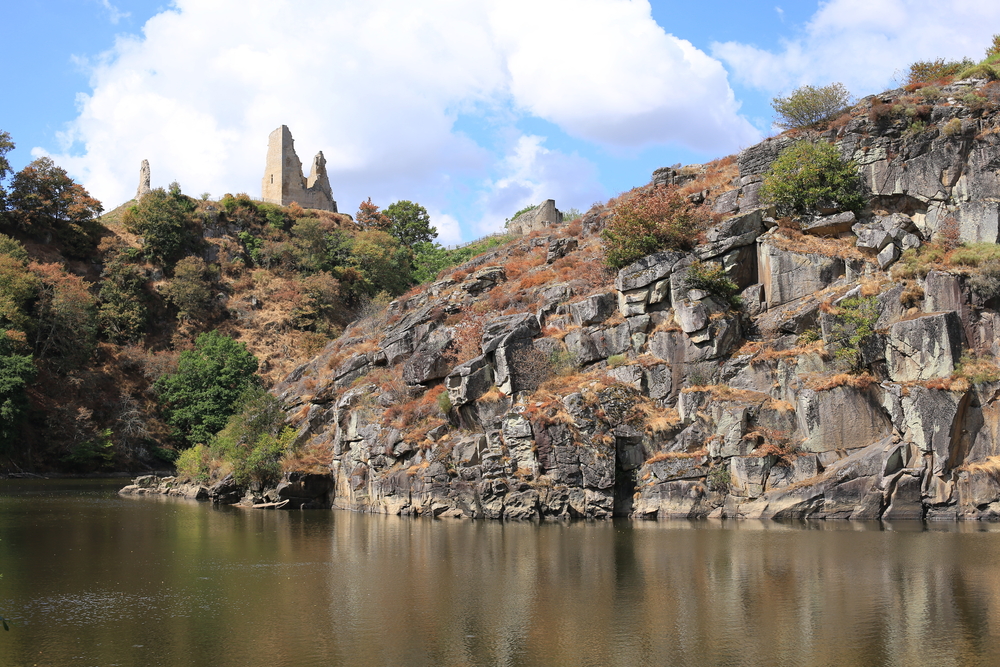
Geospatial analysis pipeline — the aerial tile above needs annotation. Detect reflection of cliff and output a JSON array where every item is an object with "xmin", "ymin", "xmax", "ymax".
[{"xmin": 261, "ymin": 125, "xmax": 337, "ymax": 212}]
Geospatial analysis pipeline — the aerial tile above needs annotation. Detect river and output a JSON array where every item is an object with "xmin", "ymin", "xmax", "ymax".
[{"xmin": 1, "ymin": 479, "xmax": 1000, "ymax": 666}]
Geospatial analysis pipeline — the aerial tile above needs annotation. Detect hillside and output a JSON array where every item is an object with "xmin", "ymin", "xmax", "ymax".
[{"xmin": 127, "ymin": 70, "xmax": 1000, "ymax": 521}]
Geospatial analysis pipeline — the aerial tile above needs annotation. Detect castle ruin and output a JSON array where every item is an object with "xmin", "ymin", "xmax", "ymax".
[{"xmin": 261, "ymin": 126, "xmax": 337, "ymax": 212}]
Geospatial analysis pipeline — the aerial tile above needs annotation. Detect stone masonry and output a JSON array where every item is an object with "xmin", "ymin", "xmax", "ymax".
[{"xmin": 261, "ymin": 126, "xmax": 337, "ymax": 212}]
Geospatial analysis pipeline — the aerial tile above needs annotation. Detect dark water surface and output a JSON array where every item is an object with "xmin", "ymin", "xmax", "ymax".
[{"xmin": 2, "ymin": 480, "xmax": 1000, "ymax": 666}]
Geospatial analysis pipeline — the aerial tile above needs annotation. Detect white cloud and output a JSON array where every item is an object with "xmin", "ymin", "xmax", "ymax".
[
  {"xmin": 474, "ymin": 134, "xmax": 605, "ymax": 236},
  {"xmin": 99, "ymin": 0, "xmax": 130, "ymax": 24},
  {"xmin": 44, "ymin": 0, "xmax": 758, "ymax": 238},
  {"xmin": 714, "ymin": 0, "xmax": 1000, "ymax": 96}
]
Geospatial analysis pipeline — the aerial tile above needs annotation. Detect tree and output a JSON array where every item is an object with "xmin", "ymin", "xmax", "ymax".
[
  {"xmin": 759, "ymin": 140, "xmax": 866, "ymax": 216},
  {"xmin": 162, "ymin": 256, "xmax": 213, "ymax": 322},
  {"xmin": 771, "ymin": 83, "xmax": 852, "ymax": 129},
  {"xmin": 348, "ymin": 230, "xmax": 412, "ymax": 297},
  {"xmin": 355, "ymin": 198, "xmax": 390, "ymax": 231},
  {"xmin": 0, "ymin": 130, "xmax": 14, "ymax": 211},
  {"xmin": 385, "ymin": 200, "xmax": 437, "ymax": 246},
  {"xmin": 6, "ymin": 157, "xmax": 103, "ymax": 258},
  {"xmin": 30, "ymin": 262, "xmax": 97, "ymax": 368},
  {"xmin": 154, "ymin": 331, "xmax": 259, "ymax": 446},
  {"xmin": 0, "ymin": 244, "xmax": 39, "ymax": 337},
  {"xmin": 97, "ymin": 250, "xmax": 149, "ymax": 343},
  {"xmin": 122, "ymin": 187, "xmax": 200, "ymax": 266},
  {"xmin": 0, "ymin": 333, "xmax": 36, "ymax": 452}
]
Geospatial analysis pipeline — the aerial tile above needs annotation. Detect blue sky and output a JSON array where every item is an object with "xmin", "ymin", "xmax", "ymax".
[{"xmin": 4, "ymin": 0, "xmax": 999, "ymax": 244}]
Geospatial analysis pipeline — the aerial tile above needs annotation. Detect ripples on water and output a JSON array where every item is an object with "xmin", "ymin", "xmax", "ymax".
[{"xmin": 1, "ymin": 479, "xmax": 999, "ymax": 666}]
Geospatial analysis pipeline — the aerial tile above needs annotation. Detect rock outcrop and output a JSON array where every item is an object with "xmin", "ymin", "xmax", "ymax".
[{"xmin": 129, "ymin": 76, "xmax": 1000, "ymax": 524}]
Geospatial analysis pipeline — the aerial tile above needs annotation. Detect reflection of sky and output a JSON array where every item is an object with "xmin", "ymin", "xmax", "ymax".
[{"xmin": 3, "ymin": 480, "xmax": 1000, "ymax": 666}]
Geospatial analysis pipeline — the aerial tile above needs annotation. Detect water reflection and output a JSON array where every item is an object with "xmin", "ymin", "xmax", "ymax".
[{"xmin": 1, "ymin": 480, "xmax": 999, "ymax": 666}]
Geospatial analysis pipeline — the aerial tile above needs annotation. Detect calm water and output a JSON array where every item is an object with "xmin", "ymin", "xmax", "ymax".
[{"xmin": 2, "ymin": 480, "xmax": 1000, "ymax": 667}]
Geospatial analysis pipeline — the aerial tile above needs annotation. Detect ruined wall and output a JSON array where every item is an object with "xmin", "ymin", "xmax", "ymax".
[
  {"xmin": 508, "ymin": 199, "xmax": 563, "ymax": 235},
  {"xmin": 261, "ymin": 125, "xmax": 338, "ymax": 212}
]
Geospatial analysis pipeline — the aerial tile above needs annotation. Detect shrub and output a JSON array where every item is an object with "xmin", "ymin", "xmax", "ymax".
[
  {"xmin": 958, "ymin": 63, "xmax": 1000, "ymax": 81},
  {"xmin": 956, "ymin": 352, "xmax": 1000, "ymax": 385},
  {"xmin": 759, "ymin": 141, "xmax": 866, "ymax": 216},
  {"xmin": 968, "ymin": 258, "xmax": 1000, "ymax": 301},
  {"xmin": 942, "ymin": 118, "xmax": 965, "ymax": 137},
  {"xmin": 683, "ymin": 261, "xmax": 742, "ymax": 308},
  {"xmin": 176, "ymin": 443, "xmax": 212, "ymax": 483},
  {"xmin": 770, "ymin": 83, "xmax": 852, "ymax": 129},
  {"xmin": 161, "ymin": 257, "xmax": 213, "ymax": 322},
  {"xmin": 827, "ymin": 295, "xmax": 879, "ymax": 371},
  {"xmin": 707, "ymin": 465, "xmax": 730, "ymax": 493},
  {"xmin": 906, "ymin": 58, "xmax": 975, "ymax": 85},
  {"xmin": 602, "ymin": 186, "xmax": 710, "ymax": 268}
]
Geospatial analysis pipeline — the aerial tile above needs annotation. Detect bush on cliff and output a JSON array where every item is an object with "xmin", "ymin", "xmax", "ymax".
[
  {"xmin": 770, "ymin": 83, "xmax": 852, "ymax": 129},
  {"xmin": 759, "ymin": 141, "xmax": 865, "ymax": 216},
  {"xmin": 602, "ymin": 186, "xmax": 709, "ymax": 269}
]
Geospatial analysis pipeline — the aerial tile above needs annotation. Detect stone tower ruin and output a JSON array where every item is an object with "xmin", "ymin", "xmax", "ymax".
[{"xmin": 261, "ymin": 125, "xmax": 337, "ymax": 212}]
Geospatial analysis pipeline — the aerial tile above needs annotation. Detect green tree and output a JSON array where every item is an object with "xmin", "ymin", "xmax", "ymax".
[
  {"xmin": 122, "ymin": 187, "xmax": 199, "ymax": 266},
  {"xmin": 0, "ymin": 130, "xmax": 14, "ymax": 211},
  {"xmin": 759, "ymin": 140, "xmax": 866, "ymax": 216},
  {"xmin": 384, "ymin": 200, "xmax": 437, "ymax": 246},
  {"xmin": 98, "ymin": 250, "xmax": 149, "ymax": 343},
  {"xmin": 771, "ymin": 83, "xmax": 852, "ymax": 129},
  {"xmin": 154, "ymin": 331, "xmax": 259, "ymax": 446},
  {"xmin": 0, "ymin": 333, "xmax": 36, "ymax": 452},
  {"xmin": 162, "ymin": 256, "xmax": 213, "ymax": 322},
  {"xmin": 348, "ymin": 230, "xmax": 412, "ymax": 297},
  {"xmin": 6, "ymin": 157, "xmax": 104, "ymax": 258},
  {"xmin": 0, "ymin": 245, "xmax": 39, "ymax": 337}
]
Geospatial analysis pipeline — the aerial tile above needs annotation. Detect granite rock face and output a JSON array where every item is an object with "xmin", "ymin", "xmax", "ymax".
[{"xmin": 127, "ymin": 78, "xmax": 1000, "ymax": 523}]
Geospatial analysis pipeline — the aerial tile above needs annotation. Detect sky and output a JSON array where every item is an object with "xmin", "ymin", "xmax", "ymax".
[{"xmin": 4, "ymin": 1, "xmax": 1000, "ymax": 245}]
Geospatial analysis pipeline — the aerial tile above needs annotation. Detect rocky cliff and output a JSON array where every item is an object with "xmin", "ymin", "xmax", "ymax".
[{"xmin": 130, "ymin": 76, "xmax": 1000, "ymax": 521}]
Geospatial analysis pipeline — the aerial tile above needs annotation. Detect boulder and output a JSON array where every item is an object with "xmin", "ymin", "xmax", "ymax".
[
  {"xmin": 614, "ymin": 251, "xmax": 686, "ymax": 292},
  {"xmin": 546, "ymin": 237, "xmax": 578, "ymax": 263},
  {"xmin": 569, "ymin": 292, "xmax": 617, "ymax": 326},
  {"xmin": 886, "ymin": 311, "xmax": 963, "ymax": 382},
  {"xmin": 445, "ymin": 355, "xmax": 494, "ymax": 406},
  {"xmin": 757, "ymin": 236, "xmax": 846, "ymax": 308},
  {"xmin": 901, "ymin": 386, "xmax": 968, "ymax": 475},
  {"xmin": 796, "ymin": 385, "xmax": 892, "ymax": 453},
  {"xmin": 481, "ymin": 313, "xmax": 540, "ymax": 353},
  {"xmin": 803, "ymin": 211, "xmax": 856, "ymax": 236}
]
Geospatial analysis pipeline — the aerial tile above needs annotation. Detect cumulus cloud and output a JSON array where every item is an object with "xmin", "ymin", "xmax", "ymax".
[
  {"xmin": 714, "ymin": 0, "xmax": 1000, "ymax": 96},
  {"xmin": 44, "ymin": 0, "xmax": 758, "ymax": 237},
  {"xmin": 474, "ymin": 135, "xmax": 605, "ymax": 236}
]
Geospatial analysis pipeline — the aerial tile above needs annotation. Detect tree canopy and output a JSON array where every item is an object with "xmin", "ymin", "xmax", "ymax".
[
  {"xmin": 385, "ymin": 200, "xmax": 437, "ymax": 246},
  {"xmin": 154, "ymin": 331, "xmax": 260, "ymax": 446},
  {"xmin": 759, "ymin": 140, "xmax": 866, "ymax": 216},
  {"xmin": 771, "ymin": 83, "xmax": 852, "ymax": 129},
  {"xmin": 5, "ymin": 157, "xmax": 103, "ymax": 258}
]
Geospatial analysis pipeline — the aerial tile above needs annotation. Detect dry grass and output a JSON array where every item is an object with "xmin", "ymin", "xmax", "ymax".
[
  {"xmin": 676, "ymin": 156, "xmax": 738, "ymax": 198},
  {"xmin": 959, "ymin": 456, "xmax": 1000, "ymax": 474},
  {"xmin": 807, "ymin": 372, "xmax": 877, "ymax": 392},
  {"xmin": 283, "ymin": 442, "xmax": 334, "ymax": 474},
  {"xmin": 644, "ymin": 449, "xmax": 704, "ymax": 465},
  {"xmin": 752, "ymin": 340, "xmax": 829, "ymax": 364},
  {"xmin": 768, "ymin": 227, "xmax": 869, "ymax": 262}
]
